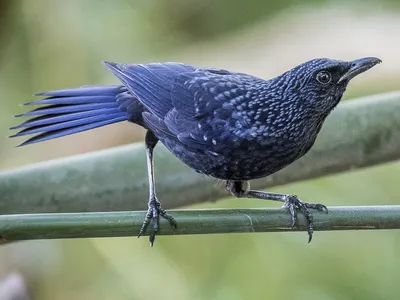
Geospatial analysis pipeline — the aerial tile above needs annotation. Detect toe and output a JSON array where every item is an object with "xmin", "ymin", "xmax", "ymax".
[
  {"xmin": 288, "ymin": 205, "xmax": 296, "ymax": 228},
  {"xmin": 160, "ymin": 210, "xmax": 177, "ymax": 229},
  {"xmin": 171, "ymin": 218, "xmax": 178, "ymax": 230},
  {"xmin": 318, "ymin": 204, "xmax": 328, "ymax": 213},
  {"xmin": 149, "ymin": 232, "xmax": 156, "ymax": 247},
  {"xmin": 283, "ymin": 195, "xmax": 320, "ymax": 243},
  {"xmin": 138, "ymin": 201, "xmax": 176, "ymax": 245}
]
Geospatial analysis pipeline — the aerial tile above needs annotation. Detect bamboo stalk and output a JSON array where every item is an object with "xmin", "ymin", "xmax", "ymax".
[{"xmin": 1, "ymin": 206, "xmax": 399, "ymax": 243}]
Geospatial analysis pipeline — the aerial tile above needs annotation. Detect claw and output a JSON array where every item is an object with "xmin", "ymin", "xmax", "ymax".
[
  {"xmin": 288, "ymin": 204, "xmax": 296, "ymax": 228},
  {"xmin": 160, "ymin": 210, "xmax": 177, "ymax": 230},
  {"xmin": 283, "ymin": 195, "xmax": 327, "ymax": 242},
  {"xmin": 317, "ymin": 204, "xmax": 329, "ymax": 213},
  {"xmin": 138, "ymin": 198, "xmax": 176, "ymax": 246}
]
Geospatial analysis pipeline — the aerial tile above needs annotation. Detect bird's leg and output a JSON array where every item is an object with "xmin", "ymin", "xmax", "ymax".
[
  {"xmin": 226, "ymin": 180, "xmax": 328, "ymax": 242},
  {"xmin": 138, "ymin": 131, "xmax": 176, "ymax": 246}
]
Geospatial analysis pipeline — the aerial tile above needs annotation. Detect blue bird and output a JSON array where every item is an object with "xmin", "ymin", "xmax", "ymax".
[{"xmin": 10, "ymin": 57, "xmax": 381, "ymax": 245}]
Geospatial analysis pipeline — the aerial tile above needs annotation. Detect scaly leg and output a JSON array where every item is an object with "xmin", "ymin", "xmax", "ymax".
[
  {"xmin": 138, "ymin": 131, "xmax": 176, "ymax": 246},
  {"xmin": 226, "ymin": 180, "xmax": 328, "ymax": 242}
]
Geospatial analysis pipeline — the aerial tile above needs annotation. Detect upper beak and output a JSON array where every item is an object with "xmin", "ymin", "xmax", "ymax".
[{"xmin": 338, "ymin": 57, "xmax": 382, "ymax": 83}]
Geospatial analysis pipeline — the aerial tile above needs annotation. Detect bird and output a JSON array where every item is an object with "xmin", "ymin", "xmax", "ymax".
[{"xmin": 9, "ymin": 57, "xmax": 381, "ymax": 245}]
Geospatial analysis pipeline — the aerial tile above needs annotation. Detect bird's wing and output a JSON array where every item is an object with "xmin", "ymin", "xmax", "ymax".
[
  {"xmin": 103, "ymin": 62, "xmax": 197, "ymax": 119},
  {"xmin": 104, "ymin": 62, "xmax": 255, "ymax": 150},
  {"xmin": 164, "ymin": 69, "xmax": 255, "ymax": 150}
]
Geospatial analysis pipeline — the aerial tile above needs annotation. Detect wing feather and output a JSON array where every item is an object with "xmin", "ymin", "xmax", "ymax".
[{"xmin": 104, "ymin": 61, "xmax": 254, "ymax": 151}]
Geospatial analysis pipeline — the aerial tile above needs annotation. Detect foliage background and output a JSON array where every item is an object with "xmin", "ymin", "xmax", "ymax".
[{"xmin": 1, "ymin": 0, "xmax": 400, "ymax": 299}]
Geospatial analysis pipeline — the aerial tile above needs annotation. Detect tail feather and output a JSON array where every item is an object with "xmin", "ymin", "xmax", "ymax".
[
  {"xmin": 34, "ymin": 85, "xmax": 122, "ymax": 97},
  {"xmin": 10, "ymin": 108, "xmax": 122, "ymax": 129},
  {"xmin": 16, "ymin": 116, "xmax": 127, "ymax": 147},
  {"xmin": 10, "ymin": 112, "xmax": 125, "ymax": 137},
  {"xmin": 24, "ymin": 95, "xmax": 116, "ymax": 106},
  {"xmin": 15, "ymin": 102, "xmax": 117, "ymax": 117},
  {"xmin": 10, "ymin": 85, "xmax": 130, "ymax": 146}
]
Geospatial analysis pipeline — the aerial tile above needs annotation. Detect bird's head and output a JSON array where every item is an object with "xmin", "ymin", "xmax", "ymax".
[{"xmin": 281, "ymin": 57, "xmax": 382, "ymax": 118}]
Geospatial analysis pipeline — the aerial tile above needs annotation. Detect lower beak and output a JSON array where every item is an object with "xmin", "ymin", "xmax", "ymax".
[{"xmin": 338, "ymin": 57, "xmax": 382, "ymax": 83}]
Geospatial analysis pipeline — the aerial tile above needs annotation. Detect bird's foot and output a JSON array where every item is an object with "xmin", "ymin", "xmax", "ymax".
[
  {"xmin": 282, "ymin": 195, "xmax": 328, "ymax": 243},
  {"xmin": 138, "ymin": 197, "xmax": 176, "ymax": 246}
]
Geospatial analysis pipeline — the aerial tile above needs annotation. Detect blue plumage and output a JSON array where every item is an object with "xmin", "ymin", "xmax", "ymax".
[
  {"xmin": 10, "ymin": 57, "xmax": 381, "ymax": 244},
  {"xmin": 10, "ymin": 85, "xmax": 135, "ymax": 146},
  {"xmin": 11, "ymin": 109, "xmax": 123, "ymax": 129},
  {"xmin": 35, "ymin": 85, "xmax": 123, "ymax": 97},
  {"xmin": 103, "ymin": 62, "xmax": 197, "ymax": 119},
  {"xmin": 25, "ymin": 95, "xmax": 117, "ymax": 106}
]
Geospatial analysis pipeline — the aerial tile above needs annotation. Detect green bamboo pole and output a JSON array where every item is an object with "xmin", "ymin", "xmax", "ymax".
[
  {"xmin": 0, "ymin": 206, "xmax": 399, "ymax": 243},
  {"xmin": 1, "ymin": 92, "xmax": 400, "ymax": 214}
]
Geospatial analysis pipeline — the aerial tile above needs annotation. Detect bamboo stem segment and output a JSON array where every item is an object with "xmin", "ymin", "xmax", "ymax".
[{"xmin": 1, "ymin": 206, "xmax": 399, "ymax": 243}]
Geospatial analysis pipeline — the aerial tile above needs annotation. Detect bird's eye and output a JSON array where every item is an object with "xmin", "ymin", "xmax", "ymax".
[{"xmin": 316, "ymin": 71, "xmax": 332, "ymax": 84}]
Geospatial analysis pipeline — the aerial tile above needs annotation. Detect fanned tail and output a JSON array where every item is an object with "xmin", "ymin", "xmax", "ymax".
[{"xmin": 10, "ymin": 85, "xmax": 129, "ymax": 146}]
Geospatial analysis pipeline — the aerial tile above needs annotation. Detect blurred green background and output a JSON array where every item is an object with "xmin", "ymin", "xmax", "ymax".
[{"xmin": 1, "ymin": 0, "xmax": 400, "ymax": 299}]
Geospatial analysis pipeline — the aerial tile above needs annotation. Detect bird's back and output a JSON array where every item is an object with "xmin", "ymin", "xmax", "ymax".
[{"xmin": 104, "ymin": 62, "xmax": 316, "ymax": 180}]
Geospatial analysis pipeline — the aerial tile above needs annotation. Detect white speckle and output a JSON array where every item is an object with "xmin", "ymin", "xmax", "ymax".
[
  {"xmin": 203, "ymin": 135, "xmax": 208, "ymax": 141},
  {"xmin": 212, "ymin": 139, "xmax": 217, "ymax": 145},
  {"xmin": 198, "ymin": 123, "xmax": 202, "ymax": 129},
  {"xmin": 207, "ymin": 150, "xmax": 219, "ymax": 156},
  {"xmin": 216, "ymin": 94, "xmax": 226, "ymax": 101},
  {"xmin": 222, "ymin": 102, "xmax": 232, "ymax": 109},
  {"xmin": 235, "ymin": 120, "xmax": 242, "ymax": 128}
]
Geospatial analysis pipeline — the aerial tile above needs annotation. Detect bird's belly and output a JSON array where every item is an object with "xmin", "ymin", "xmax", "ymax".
[
  {"xmin": 210, "ymin": 146, "xmax": 304, "ymax": 180},
  {"xmin": 160, "ymin": 138, "xmax": 309, "ymax": 181}
]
